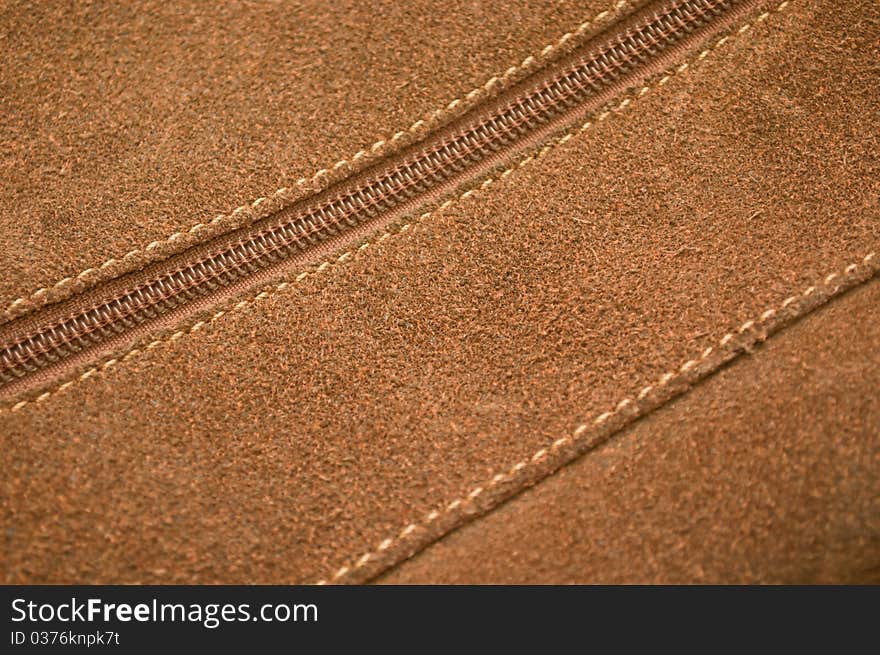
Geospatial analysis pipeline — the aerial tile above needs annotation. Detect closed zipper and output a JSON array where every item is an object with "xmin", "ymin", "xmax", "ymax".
[{"xmin": 0, "ymin": 0, "xmax": 766, "ymax": 399}]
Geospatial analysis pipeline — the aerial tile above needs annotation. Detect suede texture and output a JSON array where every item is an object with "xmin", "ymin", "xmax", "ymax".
[
  {"xmin": 2, "ymin": 0, "xmax": 878, "ymax": 584},
  {"xmin": 0, "ymin": 0, "xmax": 623, "ymax": 318},
  {"xmin": 381, "ymin": 280, "xmax": 880, "ymax": 584}
]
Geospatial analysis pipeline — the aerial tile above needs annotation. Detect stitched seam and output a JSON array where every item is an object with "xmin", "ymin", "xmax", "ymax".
[
  {"xmin": 1, "ymin": 0, "xmax": 632, "ymax": 323},
  {"xmin": 316, "ymin": 248, "xmax": 877, "ymax": 584},
  {"xmin": 0, "ymin": 0, "xmax": 784, "ymax": 417}
]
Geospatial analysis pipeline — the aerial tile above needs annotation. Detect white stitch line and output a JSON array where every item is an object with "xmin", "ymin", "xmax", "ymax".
[
  {"xmin": 13, "ymin": 3, "xmax": 772, "ymax": 423},
  {"xmin": 4, "ymin": 0, "xmax": 631, "ymax": 322},
  {"xmin": 0, "ymin": 1, "xmax": 798, "ymax": 422},
  {"xmin": 594, "ymin": 411, "xmax": 613, "ymax": 425},
  {"xmin": 318, "ymin": 246, "xmax": 876, "ymax": 584},
  {"xmin": 124, "ymin": 349, "xmax": 140, "ymax": 361}
]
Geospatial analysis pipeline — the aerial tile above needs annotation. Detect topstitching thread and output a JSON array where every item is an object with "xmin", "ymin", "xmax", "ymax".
[
  {"xmin": 1, "ymin": 0, "xmax": 632, "ymax": 323},
  {"xmin": 0, "ymin": 0, "xmax": 789, "ymax": 417},
  {"xmin": 315, "ymin": 246, "xmax": 875, "ymax": 584}
]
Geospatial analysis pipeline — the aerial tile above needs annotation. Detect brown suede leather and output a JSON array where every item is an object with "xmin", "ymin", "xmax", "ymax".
[
  {"xmin": 2, "ymin": 0, "xmax": 878, "ymax": 584},
  {"xmin": 381, "ymin": 280, "xmax": 880, "ymax": 584},
  {"xmin": 0, "ymin": 0, "xmax": 622, "ymax": 318}
]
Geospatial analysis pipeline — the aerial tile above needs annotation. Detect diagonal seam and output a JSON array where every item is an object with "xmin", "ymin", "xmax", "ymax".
[
  {"xmin": 0, "ymin": 0, "xmax": 790, "ymax": 416},
  {"xmin": 1, "ymin": 0, "xmax": 634, "ymax": 324},
  {"xmin": 317, "ymin": 249, "xmax": 878, "ymax": 584}
]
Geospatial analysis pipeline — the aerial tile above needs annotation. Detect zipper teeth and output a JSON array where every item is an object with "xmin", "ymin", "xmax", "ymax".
[{"xmin": 0, "ymin": 0, "xmax": 737, "ymax": 385}]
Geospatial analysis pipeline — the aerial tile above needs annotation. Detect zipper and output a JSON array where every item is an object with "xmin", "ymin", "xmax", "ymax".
[{"xmin": 0, "ymin": 0, "xmax": 766, "ymax": 399}]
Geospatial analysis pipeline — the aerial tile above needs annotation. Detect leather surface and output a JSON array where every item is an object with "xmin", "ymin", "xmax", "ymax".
[
  {"xmin": 0, "ymin": 0, "xmax": 624, "ymax": 317},
  {"xmin": 2, "ymin": 0, "xmax": 877, "ymax": 584},
  {"xmin": 382, "ymin": 280, "xmax": 880, "ymax": 584}
]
